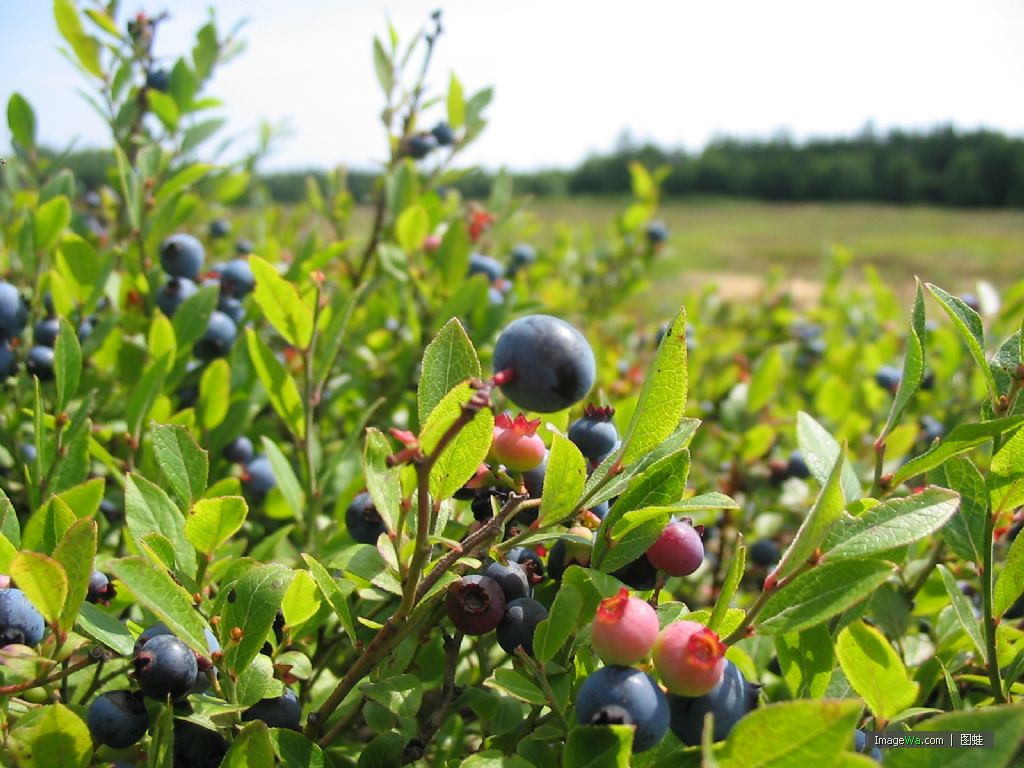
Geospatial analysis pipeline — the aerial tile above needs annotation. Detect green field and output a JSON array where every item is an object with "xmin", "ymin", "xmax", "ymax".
[{"xmin": 515, "ymin": 198, "xmax": 1024, "ymax": 311}]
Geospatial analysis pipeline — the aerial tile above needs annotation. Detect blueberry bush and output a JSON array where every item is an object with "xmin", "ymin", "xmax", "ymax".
[{"xmin": 1, "ymin": 4, "xmax": 1024, "ymax": 767}]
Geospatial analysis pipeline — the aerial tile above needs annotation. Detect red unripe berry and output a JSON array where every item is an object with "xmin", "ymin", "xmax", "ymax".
[
  {"xmin": 423, "ymin": 234, "xmax": 442, "ymax": 253},
  {"xmin": 653, "ymin": 620, "xmax": 726, "ymax": 696},
  {"xmin": 492, "ymin": 412, "xmax": 546, "ymax": 471},
  {"xmin": 646, "ymin": 521, "xmax": 704, "ymax": 577},
  {"xmin": 591, "ymin": 587, "xmax": 659, "ymax": 665}
]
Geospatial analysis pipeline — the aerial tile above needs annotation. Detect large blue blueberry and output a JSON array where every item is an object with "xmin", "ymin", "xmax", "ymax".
[
  {"xmin": 33, "ymin": 317, "xmax": 60, "ymax": 348},
  {"xmin": 133, "ymin": 633, "xmax": 198, "ymax": 700},
  {"xmin": 25, "ymin": 345, "xmax": 55, "ymax": 381},
  {"xmin": 243, "ymin": 455, "xmax": 277, "ymax": 498},
  {"xmin": 0, "ymin": 588, "xmax": 45, "ymax": 646},
  {"xmin": 482, "ymin": 560, "xmax": 531, "ymax": 602},
  {"xmin": 218, "ymin": 258, "xmax": 255, "ymax": 298},
  {"xmin": 156, "ymin": 276, "xmax": 198, "ymax": 317},
  {"xmin": 568, "ymin": 405, "xmax": 618, "ymax": 463},
  {"xmin": 493, "ymin": 315, "xmax": 596, "ymax": 413},
  {"xmin": 242, "ymin": 686, "xmax": 302, "ymax": 730},
  {"xmin": 173, "ymin": 720, "xmax": 228, "ymax": 768},
  {"xmin": 345, "ymin": 491, "xmax": 386, "ymax": 544},
  {"xmin": 87, "ymin": 690, "xmax": 149, "ymax": 748},
  {"xmin": 193, "ymin": 310, "xmax": 237, "ymax": 360},
  {"xmin": 468, "ymin": 253, "xmax": 505, "ymax": 283},
  {"xmin": 667, "ymin": 660, "xmax": 759, "ymax": 745},
  {"xmin": 575, "ymin": 665, "xmax": 669, "ymax": 753},
  {"xmin": 405, "ymin": 132, "xmax": 438, "ymax": 159},
  {"xmin": 160, "ymin": 233, "xmax": 205, "ymax": 280},
  {"xmin": 431, "ymin": 121, "xmax": 455, "ymax": 147},
  {"xmin": 0, "ymin": 282, "xmax": 28, "ymax": 341},
  {"xmin": 496, "ymin": 597, "xmax": 548, "ymax": 657}
]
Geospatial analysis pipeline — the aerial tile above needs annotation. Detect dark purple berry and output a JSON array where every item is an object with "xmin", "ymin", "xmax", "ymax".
[
  {"xmin": 446, "ymin": 574, "xmax": 506, "ymax": 635},
  {"xmin": 345, "ymin": 491, "xmax": 386, "ymax": 544},
  {"xmin": 86, "ymin": 570, "xmax": 116, "ymax": 604}
]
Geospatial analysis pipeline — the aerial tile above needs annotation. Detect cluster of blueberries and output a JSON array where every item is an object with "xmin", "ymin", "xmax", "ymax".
[
  {"xmin": 155, "ymin": 231, "xmax": 254, "ymax": 360},
  {"xmin": 466, "ymin": 245, "xmax": 536, "ymax": 307},
  {"xmin": 222, "ymin": 436, "xmax": 278, "ymax": 504},
  {"xmin": 403, "ymin": 121, "xmax": 457, "ymax": 160}
]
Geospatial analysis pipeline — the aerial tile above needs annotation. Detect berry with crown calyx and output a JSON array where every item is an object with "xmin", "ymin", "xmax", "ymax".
[
  {"xmin": 491, "ymin": 412, "xmax": 546, "ymax": 471},
  {"xmin": 591, "ymin": 587, "xmax": 659, "ymax": 665},
  {"xmin": 653, "ymin": 620, "xmax": 727, "ymax": 696}
]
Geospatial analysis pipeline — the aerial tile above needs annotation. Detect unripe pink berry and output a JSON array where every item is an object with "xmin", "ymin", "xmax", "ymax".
[
  {"xmin": 591, "ymin": 587, "xmax": 659, "ymax": 665},
  {"xmin": 423, "ymin": 234, "xmax": 442, "ymax": 253},
  {"xmin": 492, "ymin": 413, "xmax": 546, "ymax": 471},
  {"xmin": 646, "ymin": 520, "xmax": 704, "ymax": 577},
  {"xmin": 653, "ymin": 620, "xmax": 726, "ymax": 696}
]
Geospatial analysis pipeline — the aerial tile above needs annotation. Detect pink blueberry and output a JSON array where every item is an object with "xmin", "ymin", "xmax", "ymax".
[
  {"xmin": 653, "ymin": 620, "xmax": 727, "ymax": 696},
  {"xmin": 646, "ymin": 521, "xmax": 704, "ymax": 577},
  {"xmin": 591, "ymin": 587, "xmax": 659, "ymax": 665}
]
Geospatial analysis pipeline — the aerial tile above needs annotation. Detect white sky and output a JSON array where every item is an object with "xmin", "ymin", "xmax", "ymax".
[{"xmin": 1, "ymin": 0, "xmax": 1022, "ymax": 171}]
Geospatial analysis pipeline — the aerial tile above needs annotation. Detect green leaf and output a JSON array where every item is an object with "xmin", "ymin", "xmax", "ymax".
[
  {"xmin": 56, "ymin": 236, "xmax": 109, "ymax": 312},
  {"xmin": 373, "ymin": 37, "xmax": 394, "ymax": 93},
  {"xmin": 619, "ymin": 307, "xmax": 687, "ymax": 465},
  {"xmin": 419, "ymin": 380, "xmax": 494, "ymax": 500},
  {"xmin": 486, "ymin": 668, "xmax": 546, "ymax": 706},
  {"xmin": 52, "ymin": 518, "xmax": 96, "ymax": 633},
  {"xmin": 76, "ymin": 601, "xmax": 134, "ymax": 655},
  {"xmin": 22, "ymin": 497, "xmax": 75, "ymax": 554},
  {"xmin": 10, "ymin": 551, "xmax": 68, "ymax": 626},
  {"xmin": 836, "ymin": 620, "xmax": 919, "ymax": 719},
  {"xmin": 148, "ymin": 313, "xmax": 176, "ymax": 361},
  {"xmin": 301, "ymin": 554, "xmax": 357, "ymax": 645},
  {"xmin": 261, "ymin": 437, "xmax": 305, "ymax": 521},
  {"xmin": 927, "ymin": 282, "xmax": 999, "ymax": 406},
  {"xmin": 776, "ymin": 624, "xmax": 834, "ymax": 698},
  {"xmin": 246, "ymin": 328, "xmax": 306, "ymax": 438},
  {"xmin": 821, "ymin": 487, "xmax": 960, "ymax": 561},
  {"xmin": 281, "ymin": 569, "xmax": 321, "ymax": 628},
  {"xmin": 436, "ymin": 218, "xmax": 471, "ymax": 290},
  {"xmin": 533, "ymin": 583, "xmax": 582, "ymax": 663},
  {"xmin": 796, "ymin": 412, "xmax": 861, "ymax": 502},
  {"xmin": 147, "ymin": 90, "xmax": 180, "ymax": 131},
  {"xmin": 361, "ymin": 674, "xmax": 422, "ymax": 717},
  {"xmin": 270, "ymin": 730, "xmax": 327, "ymax": 768},
  {"xmin": 418, "ymin": 318, "xmax": 481, "ymax": 425},
  {"xmin": 716, "ymin": 699, "xmax": 862, "ymax": 768},
  {"xmin": 234, "ymin": 654, "xmax": 278, "ymax": 707},
  {"xmin": 996, "ymin": 527, "xmax": 1024, "ymax": 617},
  {"xmin": 154, "ymin": 163, "xmax": 214, "ymax": 206},
  {"xmin": 185, "ymin": 496, "xmax": 248, "ymax": 556},
  {"xmin": 884, "ymin": 705, "xmax": 1024, "ymax": 768},
  {"xmin": 54, "ymin": 0, "xmax": 103, "ymax": 78},
  {"xmin": 363, "ymin": 429, "xmax": 400, "ymax": 535},
  {"xmin": 197, "ymin": 358, "xmax": 231, "ymax": 430},
  {"xmin": 125, "ymin": 473, "xmax": 196, "ymax": 575},
  {"xmin": 396, "ymin": 204, "xmax": 429, "ymax": 253},
  {"xmin": 152, "ymin": 423, "xmax": 209, "ymax": 508},
  {"xmin": 110, "ymin": 556, "xmax": 211, "ymax": 656},
  {"xmin": 929, "ymin": 457, "xmax": 987, "ymax": 565},
  {"xmin": 33, "ymin": 196, "xmax": 72, "ymax": 251},
  {"xmin": 748, "ymin": 347, "xmax": 783, "ymax": 413},
  {"xmin": 756, "ymin": 559, "xmax": 895, "ymax": 635},
  {"xmin": 250, "ymin": 255, "xmax": 313, "ymax": 349},
  {"xmin": 562, "ymin": 725, "xmax": 632, "ymax": 768},
  {"xmin": 710, "ymin": 534, "xmax": 745, "ymax": 634},
  {"xmin": 14, "ymin": 702, "xmax": 92, "ymax": 768},
  {"xmin": 538, "ymin": 435, "xmax": 587, "ymax": 526},
  {"xmin": 221, "ymin": 563, "xmax": 295, "ymax": 673},
  {"xmin": 7, "ymin": 93, "xmax": 36, "ymax": 148},
  {"xmin": 126, "ymin": 353, "xmax": 172, "ymax": 440},
  {"xmin": 448, "ymin": 72, "xmax": 465, "ymax": 129},
  {"xmin": 883, "ymin": 279, "xmax": 927, "ymax": 434},
  {"xmin": 988, "ymin": 424, "xmax": 1024, "ymax": 515},
  {"xmin": 172, "ymin": 284, "xmax": 218, "ymax": 353},
  {"xmin": 0, "ymin": 488, "xmax": 21, "ymax": 548},
  {"xmin": 222, "ymin": 720, "xmax": 275, "ymax": 768},
  {"xmin": 891, "ymin": 415, "xmax": 1024, "ymax": 486},
  {"xmin": 938, "ymin": 563, "xmax": 987, "ymax": 661},
  {"xmin": 771, "ymin": 446, "xmax": 846, "ymax": 581},
  {"xmin": 53, "ymin": 318, "xmax": 82, "ymax": 413}
]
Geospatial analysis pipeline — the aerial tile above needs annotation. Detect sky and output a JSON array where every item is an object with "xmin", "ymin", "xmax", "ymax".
[{"xmin": 1, "ymin": 0, "xmax": 1022, "ymax": 172}]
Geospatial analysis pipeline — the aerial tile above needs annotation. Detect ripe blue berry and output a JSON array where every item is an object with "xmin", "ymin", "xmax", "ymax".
[
  {"xmin": 146, "ymin": 68, "xmax": 171, "ymax": 91},
  {"xmin": 25, "ymin": 345, "xmax": 55, "ymax": 381},
  {"xmin": 645, "ymin": 220, "xmax": 668, "ymax": 245},
  {"xmin": 493, "ymin": 314, "xmax": 596, "ymax": 413},
  {"xmin": 86, "ymin": 570, "xmax": 116, "ymax": 604},
  {"xmin": 156, "ymin": 276, "xmax": 198, "ymax": 317},
  {"xmin": 33, "ymin": 317, "xmax": 60, "ymax": 348},
  {"xmin": 749, "ymin": 539, "xmax": 780, "ymax": 567},
  {"xmin": 921, "ymin": 415, "xmax": 944, "ymax": 443},
  {"xmin": 173, "ymin": 720, "xmax": 228, "ymax": 768},
  {"xmin": 548, "ymin": 527, "xmax": 593, "ymax": 581},
  {"xmin": 611, "ymin": 554, "xmax": 658, "ymax": 591},
  {"xmin": 218, "ymin": 258, "xmax": 256, "ymax": 298},
  {"xmin": 160, "ymin": 234, "xmax": 205, "ymax": 280},
  {"xmin": 482, "ymin": 560, "xmax": 531, "ymax": 602},
  {"xmin": 223, "ymin": 436, "xmax": 255, "ymax": 465},
  {"xmin": 468, "ymin": 253, "xmax": 505, "ymax": 283},
  {"xmin": 431, "ymin": 121, "xmax": 455, "ymax": 146},
  {"xmin": 135, "ymin": 622, "xmax": 220, "ymax": 694},
  {"xmin": 0, "ymin": 588, "xmax": 45, "ymax": 646},
  {"xmin": 874, "ymin": 365, "xmax": 901, "ymax": 392},
  {"xmin": 507, "ymin": 547, "xmax": 545, "ymax": 583},
  {"xmin": 242, "ymin": 687, "xmax": 302, "ymax": 730},
  {"xmin": 446, "ymin": 574, "xmax": 506, "ymax": 635},
  {"xmin": 346, "ymin": 491, "xmax": 386, "ymax": 544},
  {"xmin": 496, "ymin": 597, "xmax": 548, "ymax": 657},
  {"xmin": 235, "ymin": 238, "xmax": 254, "ymax": 255},
  {"xmin": 0, "ymin": 341, "xmax": 16, "ymax": 379},
  {"xmin": 193, "ymin": 310, "xmax": 237, "ymax": 360},
  {"xmin": 510, "ymin": 244, "xmax": 536, "ymax": 270},
  {"xmin": 854, "ymin": 729, "xmax": 883, "ymax": 762},
  {"xmin": 0, "ymin": 282, "xmax": 28, "ymax": 341},
  {"xmin": 209, "ymin": 218, "xmax": 232, "ymax": 239},
  {"xmin": 87, "ymin": 690, "xmax": 149, "ymax": 748},
  {"xmin": 243, "ymin": 455, "xmax": 276, "ymax": 498},
  {"xmin": 575, "ymin": 666, "xmax": 669, "ymax": 753},
  {"xmin": 568, "ymin": 405, "xmax": 618, "ymax": 462},
  {"xmin": 133, "ymin": 633, "xmax": 198, "ymax": 700},
  {"xmin": 217, "ymin": 295, "xmax": 246, "ymax": 325},
  {"xmin": 786, "ymin": 450, "xmax": 810, "ymax": 479},
  {"xmin": 667, "ymin": 660, "xmax": 759, "ymax": 745},
  {"xmin": 406, "ymin": 132, "xmax": 438, "ymax": 159}
]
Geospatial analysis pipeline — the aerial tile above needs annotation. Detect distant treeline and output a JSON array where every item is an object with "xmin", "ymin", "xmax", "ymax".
[{"xmin": 39, "ymin": 126, "xmax": 1024, "ymax": 208}]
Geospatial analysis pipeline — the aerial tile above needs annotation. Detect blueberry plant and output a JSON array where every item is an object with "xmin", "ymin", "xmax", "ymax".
[{"xmin": 0, "ymin": 4, "xmax": 1023, "ymax": 768}]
